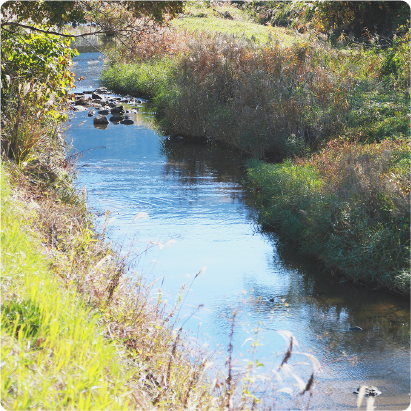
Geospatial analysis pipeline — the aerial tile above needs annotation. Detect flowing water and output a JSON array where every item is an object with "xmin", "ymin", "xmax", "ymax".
[{"xmin": 65, "ymin": 50, "xmax": 410, "ymax": 410}]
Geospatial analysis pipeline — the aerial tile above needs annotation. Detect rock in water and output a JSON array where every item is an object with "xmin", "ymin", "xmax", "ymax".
[
  {"xmin": 92, "ymin": 92, "xmax": 104, "ymax": 100},
  {"xmin": 110, "ymin": 114, "xmax": 124, "ymax": 123},
  {"xmin": 73, "ymin": 105, "xmax": 87, "ymax": 112},
  {"xmin": 75, "ymin": 96, "xmax": 90, "ymax": 106},
  {"xmin": 353, "ymin": 386, "xmax": 382, "ymax": 397},
  {"xmin": 111, "ymin": 106, "xmax": 125, "ymax": 115},
  {"xmin": 94, "ymin": 115, "xmax": 109, "ymax": 125},
  {"xmin": 349, "ymin": 326, "xmax": 363, "ymax": 331},
  {"xmin": 121, "ymin": 119, "xmax": 134, "ymax": 125},
  {"xmin": 94, "ymin": 87, "xmax": 108, "ymax": 94}
]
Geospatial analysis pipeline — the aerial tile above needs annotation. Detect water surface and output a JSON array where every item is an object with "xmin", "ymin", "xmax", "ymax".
[{"xmin": 65, "ymin": 51, "xmax": 410, "ymax": 410}]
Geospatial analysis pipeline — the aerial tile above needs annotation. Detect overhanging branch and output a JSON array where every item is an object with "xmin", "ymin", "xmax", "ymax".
[{"xmin": 1, "ymin": 21, "xmax": 106, "ymax": 38}]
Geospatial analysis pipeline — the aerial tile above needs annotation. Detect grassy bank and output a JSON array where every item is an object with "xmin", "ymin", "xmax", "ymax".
[
  {"xmin": 101, "ymin": 4, "xmax": 409, "ymax": 156},
  {"xmin": 102, "ymin": 31, "xmax": 353, "ymax": 157},
  {"xmin": 1, "ymin": 167, "xmax": 134, "ymax": 409},
  {"xmin": 247, "ymin": 138, "xmax": 410, "ymax": 294}
]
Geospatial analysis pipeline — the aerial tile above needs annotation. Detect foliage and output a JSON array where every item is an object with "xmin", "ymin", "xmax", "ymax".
[
  {"xmin": 1, "ymin": 29, "xmax": 76, "ymax": 163},
  {"xmin": 1, "ymin": 1, "xmax": 184, "ymax": 28},
  {"xmin": 1, "ymin": 29, "xmax": 77, "ymax": 113},
  {"xmin": 312, "ymin": 1, "xmax": 409, "ymax": 38},
  {"xmin": 247, "ymin": 138, "xmax": 410, "ymax": 294},
  {"xmin": 1, "ymin": 1, "xmax": 86, "ymax": 27},
  {"xmin": 380, "ymin": 26, "xmax": 411, "ymax": 88}
]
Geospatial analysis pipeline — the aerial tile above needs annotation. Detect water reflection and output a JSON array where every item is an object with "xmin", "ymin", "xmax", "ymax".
[
  {"xmin": 67, "ymin": 51, "xmax": 410, "ymax": 410},
  {"xmin": 94, "ymin": 123, "xmax": 108, "ymax": 130}
]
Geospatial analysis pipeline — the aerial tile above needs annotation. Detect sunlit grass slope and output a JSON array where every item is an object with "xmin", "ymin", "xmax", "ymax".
[
  {"xmin": 1, "ymin": 167, "xmax": 134, "ymax": 410},
  {"xmin": 171, "ymin": 2, "xmax": 297, "ymax": 47}
]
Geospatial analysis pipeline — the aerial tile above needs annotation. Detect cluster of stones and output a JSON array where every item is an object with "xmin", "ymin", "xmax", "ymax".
[{"xmin": 70, "ymin": 87, "xmax": 143, "ymax": 129}]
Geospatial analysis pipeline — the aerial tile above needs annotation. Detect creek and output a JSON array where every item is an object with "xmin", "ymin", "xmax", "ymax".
[{"xmin": 65, "ymin": 50, "xmax": 410, "ymax": 410}]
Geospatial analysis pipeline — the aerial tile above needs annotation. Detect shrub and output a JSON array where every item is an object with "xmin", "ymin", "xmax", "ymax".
[
  {"xmin": 247, "ymin": 138, "xmax": 410, "ymax": 294},
  {"xmin": 312, "ymin": 1, "xmax": 409, "ymax": 40}
]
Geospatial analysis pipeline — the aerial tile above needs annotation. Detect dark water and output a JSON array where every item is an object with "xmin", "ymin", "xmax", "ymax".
[{"xmin": 66, "ymin": 51, "xmax": 410, "ymax": 410}]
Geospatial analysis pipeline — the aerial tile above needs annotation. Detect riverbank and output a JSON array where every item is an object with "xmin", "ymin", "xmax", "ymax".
[
  {"xmin": 1, "ymin": 164, "xmax": 135, "ymax": 409},
  {"xmin": 0, "ymin": 27, "xmax": 242, "ymax": 408},
  {"xmin": 100, "ymin": 2, "xmax": 410, "ymax": 296},
  {"xmin": 1, "ymin": 146, "xmax": 221, "ymax": 409}
]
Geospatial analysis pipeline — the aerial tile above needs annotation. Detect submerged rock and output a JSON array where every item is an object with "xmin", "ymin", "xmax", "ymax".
[
  {"xmin": 110, "ymin": 114, "xmax": 124, "ymax": 123},
  {"xmin": 94, "ymin": 123, "xmax": 108, "ymax": 130},
  {"xmin": 349, "ymin": 326, "xmax": 363, "ymax": 331},
  {"xmin": 121, "ymin": 119, "xmax": 134, "ymax": 125},
  {"xmin": 167, "ymin": 134, "xmax": 184, "ymax": 143}
]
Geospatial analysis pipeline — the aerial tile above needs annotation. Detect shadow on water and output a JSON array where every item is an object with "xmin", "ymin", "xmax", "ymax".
[{"xmin": 159, "ymin": 138, "xmax": 251, "ymax": 207}]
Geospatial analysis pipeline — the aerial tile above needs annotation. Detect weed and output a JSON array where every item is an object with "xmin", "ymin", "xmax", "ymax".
[{"xmin": 2, "ymin": 299, "xmax": 42, "ymax": 339}]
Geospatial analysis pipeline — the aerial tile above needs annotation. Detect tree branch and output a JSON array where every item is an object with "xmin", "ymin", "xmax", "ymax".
[{"xmin": 1, "ymin": 21, "xmax": 107, "ymax": 38}]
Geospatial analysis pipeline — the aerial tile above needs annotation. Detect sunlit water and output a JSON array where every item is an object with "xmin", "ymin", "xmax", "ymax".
[{"xmin": 65, "ymin": 51, "xmax": 410, "ymax": 410}]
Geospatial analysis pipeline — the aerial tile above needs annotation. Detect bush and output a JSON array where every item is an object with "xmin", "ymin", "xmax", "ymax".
[
  {"xmin": 247, "ymin": 138, "xmax": 410, "ymax": 294},
  {"xmin": 312, "ymin": 1, "xmax": 409, "ymax": 40}
]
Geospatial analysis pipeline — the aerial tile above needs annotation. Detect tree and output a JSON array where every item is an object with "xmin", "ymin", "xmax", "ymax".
[
  {"xmin": 313, "ymin": 1, "xmax": 409, "ymax": 40},
  {"xmin": 1, "ymin": 1, "xmax": 185, "ymax": 161},
  {"xmin": 1, "ymin": 1, "xmax": 185, "ymax": 38}
]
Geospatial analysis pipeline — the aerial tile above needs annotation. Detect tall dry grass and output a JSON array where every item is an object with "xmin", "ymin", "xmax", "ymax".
[{"xmin": 103, "ymin": 29, "xmax": 360, "ymax": 158}]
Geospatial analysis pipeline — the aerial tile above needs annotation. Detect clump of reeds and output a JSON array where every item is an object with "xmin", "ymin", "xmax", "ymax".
[{"xmin": 103, "ymin": 28, "xmax": 362, "ymax": 158}]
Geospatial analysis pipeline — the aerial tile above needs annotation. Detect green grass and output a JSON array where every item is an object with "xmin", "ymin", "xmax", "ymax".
[
  {"xmin": 345, "ymin": 87, "xmax": 410, "ymax": 143},
  {"xmin": 101, "ymin": 58, "xmax": 175, "ymax": 98},
  {"xmin": 1, "ymin": 166, "xmax": 135, "ymax": 410},
  {"xmin": 171, "ymin": 1, "xmax": 297, "ymax": 46}
]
